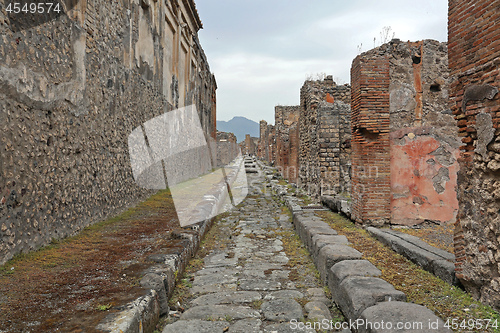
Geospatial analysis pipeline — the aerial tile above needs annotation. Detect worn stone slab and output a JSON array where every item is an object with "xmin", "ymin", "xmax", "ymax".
[
  {"xmin": 261, "ymin": 298, "xmax": 304, "ymax": 322},
  {"xmin": 305, "ymin": 226, "xmax": 339, "ymax": 251},
  {"xmin": 162, "ymin": 319, "xmax": 230, "ymax": 333},
  {"xmin": 317, "ymin": 244, "xmax": 363, "ymax": 283},
  {"xmin": 239, "ymin": 279, "xmax": 281, "ymax": 291},
  {"xmin": 328, "ymin": 260, "xmax": 382, "ymax": 302},
  {"xmin": 193, "ymin": 273, "xmax": 238, "ymax": 287},
  {"xmin": 180, "ymin": 305, "xmax": 260, "ymax": 320},
  {"xmin": 432, "ymin": 259, "xmax": 459, "ymax": 286},
  {"xmin": 367, "ymin": 227, "xmax": 458, "ymax": 286},
  {"xmin": 264, "ymin": 323, "xmax": 316, "ymax": 332},
  {"xmin": 140, "ymin": 273, "xmax": 169, "ymax": 316},
  {"xmin": 321, "ymin": 195, "xmax": 351, "ymax": 217},
  {"xmin": 264, "ymin": 290, "xmax": 304, "ymax": 300},
  {"xmin": 369, "ymin": 228, "xmax": 443, "ymax": 270},
  {"xmin": 384, "ymin": 229, "xmax": 455, "ymax": 261},
  {"xmin": 336, "ymin": 276, "xmax": 406, "ymax": 320},
  {"xmin": 305, "ymin": 301, "xmax": 332, "ymax": 321},
  {"xmin": 191, "ymin": 291, "xmax": 261, "ymax": 306},
  {"xmin": 229, "ymin": 318, "xmax": 262, "ymax": 333},
  {"xmin": 312, "ymin": 234, "xmax": 349, "ymax": 256},
  {"xmin": 97, "ymin": 290, "xmax": 160, "ymax": 333},
  {"xmin": 358, "ymin": 301, "xmax": 452, "ymax": 333}
]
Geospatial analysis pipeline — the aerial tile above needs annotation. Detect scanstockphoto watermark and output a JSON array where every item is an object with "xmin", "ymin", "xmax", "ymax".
[{"xmin": 289, "ymin": 318, "xmax": 445, "ymax": 331}]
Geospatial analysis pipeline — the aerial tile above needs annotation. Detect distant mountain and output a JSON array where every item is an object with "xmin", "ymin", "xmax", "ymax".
[{"xmin": 217, "ymin": 116, "xmax": 260, "ymax": 143}]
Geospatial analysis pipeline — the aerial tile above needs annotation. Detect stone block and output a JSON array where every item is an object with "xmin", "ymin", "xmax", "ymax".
[
  {"xmin": 305, "ymin": 226, "xmax": 338, "ymax": 251},
  {"xmin": 432, "ymin": 260, "xmax": 459, "ymax": 286},
  {"xmin": 358, "ymin": 301, "xmax": 452, "ymax": 332},
  {"xmin": 336, "ymin": 276, "xmax": 406, "ymax": 320},
  {"xmin": 328, "ymin": 260, "xmax": 381, "ymax": 303},
  {"xmin": 317, "ymin": 244, "xmax": 362, "ymax": 283},
  {"xmin": 312, "ymin": 234, "xmax": 349, "ymax": 257}
]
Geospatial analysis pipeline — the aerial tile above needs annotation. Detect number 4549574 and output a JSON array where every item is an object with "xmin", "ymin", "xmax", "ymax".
[
  {"xmin": 444, "ymin": 318, "xmax": 499, "ymax": 330},
  {"xmin": 6, "ymin": 2, "xmax": 61, "ymax": 14}
]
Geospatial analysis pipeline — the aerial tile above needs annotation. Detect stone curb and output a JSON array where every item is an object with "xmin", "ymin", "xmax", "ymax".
[
  {"xmin": 281, "ymin": 195, "xmax": 452, "ymax": 333},
  {"xmin": 95, "ymin": 157, "xmax": 248, "ymax": 332},
  {"xmin": 321, "ymin": 195, "xmax": 352, "ymax": 218},
  {"xmin": 367, "ymin": 227, "xmax": 459, "ymax": 286}
]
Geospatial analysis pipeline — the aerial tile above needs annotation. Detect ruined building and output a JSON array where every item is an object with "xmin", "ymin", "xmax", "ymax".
[
  {"xmin": 449, "ymin": 0, "xmax": 500, "ymax": 309},
  {"xmin": 216, "ymin": 131, "xmax": 239, "ymax": 166},
  {"xmin": 257, "ymin": 121, "xmax": 275, "ymax": 164},
  {"xmin": 0, "ymin": 0, "xmax": 216, "ymax": 264},
  {"xmin": 275, "ymin": 106, "xmax": 300, "ymax": 183},
  {"xmin": 242, "ymin": 134, "xmax": 258, "ymax": 156},
  {"xmin": 299, "ymin": 77, "xmax": 351, "ymax": 198},
  {"xmin": 350, "ymin": 39, "xmax": 459, "ymax": 226}
]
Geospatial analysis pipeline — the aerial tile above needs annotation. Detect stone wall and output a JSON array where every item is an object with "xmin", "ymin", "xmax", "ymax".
[
  {"xmin": 298, "ymin": 76, "xmax": 351, "ymax": 198},
  {"xmin": 275, "ymin": 106, "xmax": 300, "ymax": 183},
  {"xmin": 216, "ymin": 131, "xmax": 239, "ymax": 166},
  {"xmin": 351, "ymin": 40, "xmax": 459, "ymax": 226},
  {"xmin": 257, "ymin": 120, "xmax": 275, "ymax": 164},
  {"xmin": 242, "ymin": 134, "xmax": 258, "ymax": 156},
  {"xmin": 0, "ymin": 0, "xmax": 216, "ymax": 264},
  {"xmin": 449, "ymin": 0, "xmax": 500, "ymax": 309}
]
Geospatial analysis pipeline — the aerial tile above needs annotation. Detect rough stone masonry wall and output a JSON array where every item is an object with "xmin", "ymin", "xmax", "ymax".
[
  {"xmin": 243, "ymin": 134, "xmax": 258, "ymax": 156},
  {"xmin": 257, "ymin": 120, "xmax": 268, "ymax": 160},
  {"xmin": 351, "ymin": 40, "xmax": 459, "ymax": 226},
  {"xmin": 275, "ymin": 105, "xmax": 300, "ymax": 183},
  {"xmin": 299, "ymin": 77, "xmax": 351, "ymax": 198},
  {"xmin": 449, "ymin": 0, "xmax": 500, "ymax": 309},
  {"xmin": 389, "ymin": 40, "xmax": 460, "ymax": 226},
  {"xmin": 0, "ymin": 0, "xmax": 216, "ymax": 264}
]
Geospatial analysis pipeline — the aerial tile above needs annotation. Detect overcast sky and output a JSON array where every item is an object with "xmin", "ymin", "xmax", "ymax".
[{"xmin": 196, "ymin": 0, "xmax": 448, "ymax": 124}]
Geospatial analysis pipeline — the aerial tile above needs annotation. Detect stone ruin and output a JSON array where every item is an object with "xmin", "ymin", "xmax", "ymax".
[
  {"xmin": 350, "ymin": 39, "xmax": 460, "ymax": 227},
  {"xmin": 448, "ymin": 0, "xmax": 500, "ymax": 309},
  {"xmin": 262, "ymin": 21, "xmax": 500, "ymax": 309}
]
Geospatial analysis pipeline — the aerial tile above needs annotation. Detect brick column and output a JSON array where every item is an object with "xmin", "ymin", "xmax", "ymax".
[{"xmin": 350, "ymin": 53, "xmax": 391, "ymax": 226}]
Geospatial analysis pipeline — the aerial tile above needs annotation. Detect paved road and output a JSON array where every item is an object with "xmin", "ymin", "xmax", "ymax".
[{"xmin": 162, "ymin": 161, "xmax": 346, "ymax": 333}]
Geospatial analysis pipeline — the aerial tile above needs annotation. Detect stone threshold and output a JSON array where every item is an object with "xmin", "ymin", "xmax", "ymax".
[{"xmin": 367, "ymin": 227, "xmax": 459, "ymax": 286}]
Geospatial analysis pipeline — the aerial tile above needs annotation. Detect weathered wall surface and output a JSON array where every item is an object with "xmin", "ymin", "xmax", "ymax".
[
  {"xmin": 0, "ymin": 0, "xmax": 216, "ymax": 264},
  {"xmin": 351, "ymin": 52, "xmax": 391, "ymax": 226},
  {"xmin": 242, "ymin": 134, "xmax": 258, "ymax": 156},
  {"xmin": 389, "ymin": 40, "xmax": 460, "ymax": 225},
  {"xmin": 351, "ymin": 40, "xmax": 459, "ymax": 226},
  {"xmin": 275, "ymin": 105, "xmax": 300, "ymax": 183},
  {"xmin": 257, "ymin": 121, "xmax": 275, "ymax": 164},
  {"xmin": 216, "ymin": 131, "xmax": 239, "ymax": 166},
  {"xmin": 299, "ymin": 77, "xmax": 351, "ymax": 198},
  {"xmin": 449, "ymin": 0, "xmax": 500, "ymax": 309}
]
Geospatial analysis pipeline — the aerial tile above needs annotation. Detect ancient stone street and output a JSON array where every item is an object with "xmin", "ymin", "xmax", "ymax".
[{"xmin": 162, "ymin": 161, "xmax": 346, "ymax": 333}]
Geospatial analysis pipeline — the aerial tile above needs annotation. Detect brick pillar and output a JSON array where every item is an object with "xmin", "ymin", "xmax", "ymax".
[{"xmin": 350, "ymin": 53, "xmax": 391, "ymax": 226}]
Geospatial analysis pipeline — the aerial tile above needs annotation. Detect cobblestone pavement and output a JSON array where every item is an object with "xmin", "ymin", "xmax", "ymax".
[{"xmin": 162, "ymin": 164, "xmax": 347, "ymax": 333}]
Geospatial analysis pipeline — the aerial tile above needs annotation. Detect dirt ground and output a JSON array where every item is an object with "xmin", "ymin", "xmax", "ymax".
[{"xmin": 0, "ymin": 190, "xmax": 182, "ymax": 333}]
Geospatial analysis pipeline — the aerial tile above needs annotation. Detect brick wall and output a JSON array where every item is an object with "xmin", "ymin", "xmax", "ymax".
[
  {"xmin": 351, "ymin": 52, "xmax": 391, "ymax": 226},
  {"xmin": 449, "ymin": 0, "xmax": 500, "ymax": 309},
  {"xmin": 351, "ymin": 40, "xmax": 459, "ymax": 227},
  {"xmin": 0, "ymin": 0, "xmax": 216, "ymax": 264}
]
